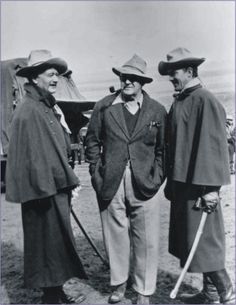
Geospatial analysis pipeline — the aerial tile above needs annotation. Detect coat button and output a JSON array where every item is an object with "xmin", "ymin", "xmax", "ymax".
[{"xmin": 50, "ymin": 120, "xmax": 53, "ymax": 124}]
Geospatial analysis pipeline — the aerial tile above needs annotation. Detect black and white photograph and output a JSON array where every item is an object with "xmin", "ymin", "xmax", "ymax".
[{"xmin": 1, "ymin": 1, "xmax": 235, "ymax": 304}]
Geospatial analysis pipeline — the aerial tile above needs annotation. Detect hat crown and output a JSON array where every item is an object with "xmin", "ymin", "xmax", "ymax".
[
  {"xmin": 123, "ymin": 54, "xmax": 147, "ymax": 75},
  {"xmin": 27, "ymin": 49, "xmax": 54, "ymax": 67},
  {"xmin": 167, "ymin": 47, "xmax": 193, "ymax": 63}
]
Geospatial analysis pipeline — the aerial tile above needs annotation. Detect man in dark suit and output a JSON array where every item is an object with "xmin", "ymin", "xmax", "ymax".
[
  {"xmin": 85, "ymin": 54, "xmax": 166, "ymax": 304},
  {"xmin": 158, "ymin": 47, "xmax": 235, "ymax": 304}
]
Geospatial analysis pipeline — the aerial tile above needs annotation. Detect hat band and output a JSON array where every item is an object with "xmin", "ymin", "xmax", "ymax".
[
  {"xmin": 30, "ymin": 61, "xmax": 49, "ymax": 67},
  {"xmin": 123, "ymin": 65, "xmax": 145, "ymax": 74}
]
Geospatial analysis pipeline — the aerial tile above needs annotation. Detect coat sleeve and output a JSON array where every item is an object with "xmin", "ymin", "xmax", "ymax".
[
  {"xmin": 85, "ymin": 102, "xmax": 103, "ymax": 176},
  {"xmin": 154, "ymin": 105, "xmax": 167, "ymax": 185}
]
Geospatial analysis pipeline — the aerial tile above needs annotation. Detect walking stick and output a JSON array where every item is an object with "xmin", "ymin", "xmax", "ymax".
[
  {"xmin": 170, "ymin": 198, "xmax": 208, "ymax": 299},
  {"xmin": 71, "ymin": 208, "xmax": 109, "ymax": 268}
]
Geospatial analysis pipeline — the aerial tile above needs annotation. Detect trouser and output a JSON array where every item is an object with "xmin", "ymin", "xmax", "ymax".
[{"xmin": 100, "ymin": 163, "xmax": 160, "ymax": 295}]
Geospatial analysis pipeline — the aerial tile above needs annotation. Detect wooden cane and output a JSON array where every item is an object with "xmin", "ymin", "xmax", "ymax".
[
  {"xmin": 170, "ymin": 199, "xmax": 208, "ymax": 299},
  {"xmin": 71, "ymin": 208, "xmax": 109, "ymax": 268}
]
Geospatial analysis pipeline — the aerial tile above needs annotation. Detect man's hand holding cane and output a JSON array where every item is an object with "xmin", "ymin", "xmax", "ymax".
[
  {"xmin": 170, "ymin": 191, "xmax": 220, "ymax": 299},
  {"xmin": 201, "ymin": 191, "xmax": 220, "ymax": 214}
]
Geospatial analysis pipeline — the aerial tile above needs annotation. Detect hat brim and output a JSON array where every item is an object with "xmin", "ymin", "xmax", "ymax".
[
  {"xmin": 158, "ymin": 57, "xmax": 205, "ymax": 76},
  {"xmin": 16, "ymin": 58, "xmax": 68, "ymax": 77},
  {"xmin": 112, "ymin": 67, "xmax": 153, "ymax": 84}
]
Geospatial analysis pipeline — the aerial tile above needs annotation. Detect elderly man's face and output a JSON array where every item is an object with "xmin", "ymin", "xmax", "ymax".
[
  {"xmin": 34, "ymin": 68, "xmax": 59, "ymax": 94},
  {"xmin": 168, "ymin": 68, "xmax": 192, "ymax": 92},
  {"xmin": 120, "ymin": 75, "xmax": 143, "ymax": 98}
]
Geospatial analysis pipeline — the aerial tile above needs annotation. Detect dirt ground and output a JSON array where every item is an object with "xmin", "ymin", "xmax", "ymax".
[{"xmin": 1, "ymin": 163, "xmax": 235, "ymax": 304}]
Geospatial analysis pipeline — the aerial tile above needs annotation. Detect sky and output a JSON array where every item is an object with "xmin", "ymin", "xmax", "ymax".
[{"xmin": 1, "ymin": 1, "xmax": 235, "ymax": 98}]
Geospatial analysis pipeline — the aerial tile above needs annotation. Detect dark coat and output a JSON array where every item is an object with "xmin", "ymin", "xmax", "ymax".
[
  {"xmin": 165, "ymin": 84, "xmax": 230, "ymax": 272},
  {"xmin": 167, "ymin": 85, "xmax": 230, "ymax": 186},
  {"xmin": 85, "ymin": 91, "xmax": 167, "ymax": 203},
  {"xmin": 22, "ymin": 192, "xmax": 87, "ymax": 288},
  {"xmin": 6, "ymin": 84, "xmax": 79, "ymax": 203}
]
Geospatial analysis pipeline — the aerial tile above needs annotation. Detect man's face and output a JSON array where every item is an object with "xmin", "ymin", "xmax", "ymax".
[
  {"xmin": 34, "ymin": 68, "xmax": 59, "ymax": 94},
  {"xmin": 120, "ymin": 74, "xmax": 143, "ymax": 98},
  {"xmin": 169, "ymin": 68, "xmax": 191, "ymax": 92}
]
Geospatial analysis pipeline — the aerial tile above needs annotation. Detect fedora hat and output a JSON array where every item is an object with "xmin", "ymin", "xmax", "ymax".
[
  {"xmin": 112, "ymin": 54, "xmax": 153, "ymax": 83},
  {"xmin": 16, "ymin": 49, "xmax": 68, "ymax": 77},
  {"xmin": 158, "ymin": 47, "xmax": 205, "ymax": 76}
]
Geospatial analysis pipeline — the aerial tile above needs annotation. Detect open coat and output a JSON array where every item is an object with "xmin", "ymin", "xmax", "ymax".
[{"xmin": 85, "ymin": 90, "xmax": 167, "ymax": 204}]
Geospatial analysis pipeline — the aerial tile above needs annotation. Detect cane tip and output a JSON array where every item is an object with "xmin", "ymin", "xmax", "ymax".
[{"xmin": 170, "ymin": 290, "xmax": 177, "ymax": 299}]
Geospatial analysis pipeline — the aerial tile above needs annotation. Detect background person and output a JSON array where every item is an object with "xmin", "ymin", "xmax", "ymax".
[
  {"xmin": 85, "ymin": 54, "xmax": 167, "ymax": 304},
  {"xmin": 158, "ymin": 47, "xmax": 234, "ymax": 304},
  {"xmin": 226, "ymin": 115, "xmax": 235, "ymax": 174},
  {"xmin": 5, "ymin": 50, "xmax": 87, "ymax": 304}
]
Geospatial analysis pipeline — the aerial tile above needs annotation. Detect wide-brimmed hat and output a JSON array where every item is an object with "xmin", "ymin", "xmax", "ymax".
[
  {"xmin": 158, "ymin": 47, "xmax": 205, "ymax": 76},
  {"xmin": 16, "ymin": 49, "xmax": 68, "ymax": 77},
  {"xmin": 112, "ymin": 54, "xmax": 153, "ymax": 83}
]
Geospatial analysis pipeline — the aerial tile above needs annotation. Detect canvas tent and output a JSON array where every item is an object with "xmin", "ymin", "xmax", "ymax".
[{"xmin": 1, "ymin": 57, "xmax": 95, "ymax": 155}]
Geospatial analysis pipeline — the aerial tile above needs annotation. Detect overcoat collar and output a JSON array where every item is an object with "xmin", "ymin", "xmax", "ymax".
[
  {"xmin": 108, "ymin": 90, "xmax": 154, "ymax": 140},
  {"xmin": 174, "ymin": 84, "xmax": 202, "ymax": 101},
  {"xmin": 24, "ymin": 83, "xmax": 56, "ymax": 108}
]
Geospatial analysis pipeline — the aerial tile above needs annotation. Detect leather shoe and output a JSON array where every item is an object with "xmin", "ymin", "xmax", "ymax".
[
  {"xmin": 136, "ymin": 293, "xmax": 150, "ymax": 304},
  {"xmin": 206, "ymin": 269, "xmax": 235, "ymax": 304},
  {"xmin": 108, "ymin": 282, "xmax": 126, "ymax": 304},
  {"xmin": 60, "ymin": 292, "xmax": 86, "ymax": 304},
  {"xmin": 180, "ymin": 291, "xmax": 220, "ymax": 304}
]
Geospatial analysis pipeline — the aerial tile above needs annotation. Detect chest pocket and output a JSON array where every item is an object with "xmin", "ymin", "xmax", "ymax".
[{"xmin": 143, "ymin": 121, "xmax": 161, "ymax": 145}]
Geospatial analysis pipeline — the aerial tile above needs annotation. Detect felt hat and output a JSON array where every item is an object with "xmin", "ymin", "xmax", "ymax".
[
  {"xmin": 158, "ymin": 47, "xmax": 205, "ymax": 75},
  {"xmin": 16, "ymin": 49, "xmax": 67, "ymax": 77},
  {"xmin": 112, "ymin": 54, "xmax": 153, "ymax": 83}
]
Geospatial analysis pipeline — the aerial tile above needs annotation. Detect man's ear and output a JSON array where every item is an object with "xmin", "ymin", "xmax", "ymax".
[{"xmin": 187, "ymin": 67, "xmax": 193, "ymax": 77}]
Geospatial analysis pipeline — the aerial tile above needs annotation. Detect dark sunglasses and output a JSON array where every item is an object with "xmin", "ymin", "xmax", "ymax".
[{"xmin": 120, "ymin": 74, "xmax": 140, "ymax": 83}]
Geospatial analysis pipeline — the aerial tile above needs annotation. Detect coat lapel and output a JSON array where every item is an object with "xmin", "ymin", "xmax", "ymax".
[
  {"xmin": 131, "ymin": 95, "xmax": 153, "ymax": 139},
  {"xmin": 109, "ymin": 103, "xmax": 130, "ymax": 140}
]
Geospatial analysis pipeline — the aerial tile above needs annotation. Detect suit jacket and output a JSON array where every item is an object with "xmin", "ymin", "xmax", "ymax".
[{"xmin": 85, "ymin": 90, "xmax": 167, "ymax": 202}]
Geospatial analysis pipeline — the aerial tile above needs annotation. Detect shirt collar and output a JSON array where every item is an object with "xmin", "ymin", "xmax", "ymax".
[
  {"xmin": 182, "ymin": 78, "xmax": 201, "ymax": 92},
  {"xmin": 112, "ymin": 92, "xmax": 144, "ymax": 108}
]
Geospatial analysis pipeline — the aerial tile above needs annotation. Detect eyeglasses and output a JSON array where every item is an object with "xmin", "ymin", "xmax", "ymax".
[{"xmin": 120, "ymin": 75, "xmax": 140, "ymax": 83}]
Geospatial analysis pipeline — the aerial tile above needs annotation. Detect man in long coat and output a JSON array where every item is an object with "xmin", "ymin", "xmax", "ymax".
[
  {"xmin": 85, "ymin": 54, "xmax": 166, "ymax": 304},
  {"xmin": 6, "ymin": 50, "xmax": 87, "ymax": 304},
  {"xmin": 158, "ymin": 47, "xmax": 235, "ymax": 304}
]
